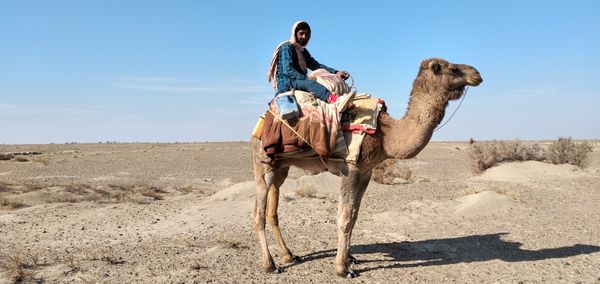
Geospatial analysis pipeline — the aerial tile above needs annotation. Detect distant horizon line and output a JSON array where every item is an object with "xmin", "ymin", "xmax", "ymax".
[{"xmin": 2, "ymin": 137, "xmax": 599, "ymax": 146}]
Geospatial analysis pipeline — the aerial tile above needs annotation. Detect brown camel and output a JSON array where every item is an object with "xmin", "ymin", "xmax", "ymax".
[{"xmin": 250, "ymin": 58, "xmax": 483, "ymax": 278}]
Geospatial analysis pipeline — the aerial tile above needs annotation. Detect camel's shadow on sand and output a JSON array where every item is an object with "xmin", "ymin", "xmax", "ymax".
[{"xmin": 298, "ymin": 233, "xmax": 600, "ymax": 274}]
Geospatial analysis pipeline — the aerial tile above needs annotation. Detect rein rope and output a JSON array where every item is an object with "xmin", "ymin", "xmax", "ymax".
[{"xmin": 434, "ymin": 86, "xmax": 469, "ymax": 132}]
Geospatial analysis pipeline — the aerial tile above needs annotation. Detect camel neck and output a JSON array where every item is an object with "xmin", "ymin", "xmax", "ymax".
[{"xmin": 380, "ymin": 88, "xmax": 448, "ymax": 159}]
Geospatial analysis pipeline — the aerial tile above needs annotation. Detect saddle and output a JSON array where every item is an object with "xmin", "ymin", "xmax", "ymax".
[{"xmin": 253, "ymin": 91, "xmax": 385, "ymax": 164}]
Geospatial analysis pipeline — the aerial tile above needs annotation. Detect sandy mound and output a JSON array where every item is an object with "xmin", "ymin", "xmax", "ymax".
[
  {"xmin": 207, "ymin": 181, "xmax": 255, "ymax": 202},
  {"xmin": 281, "ymin": 172, "xmax": 341, "ymax": 195},
  {"xmin": 454, "ymin": 191, "xmax": 515, "ymax": 217},
  {"xmin": 470, "ymin": 161, "xmax": 586, "ymax": 183},
  {"xmin": 297, "ymin": 173, "xmax": 340, "ymax": 192},
  {"xmin": 373, "ymin": 191, "xmax": 517, "ymax": 229}
]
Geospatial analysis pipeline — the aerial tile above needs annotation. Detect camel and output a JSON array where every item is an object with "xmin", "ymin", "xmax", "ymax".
[{"xmin": 250, "ymin": 58, "xmax": 483, "ymax": 278}]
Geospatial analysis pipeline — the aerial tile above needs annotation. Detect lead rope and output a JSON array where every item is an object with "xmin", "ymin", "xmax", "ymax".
[{"xmin": 434, "ymin": 86, "xmax": 469, "ymax": 132}]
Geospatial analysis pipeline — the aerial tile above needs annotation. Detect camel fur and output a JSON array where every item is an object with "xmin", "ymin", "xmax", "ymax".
[{"xmin": 250, "ymin": 58, "xmax": 483, "ymax": 278}]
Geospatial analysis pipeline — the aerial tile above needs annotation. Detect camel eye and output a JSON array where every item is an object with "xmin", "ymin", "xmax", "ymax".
[{"xmin": 431, "ymin": 63, "xmax": 441, "ymax": 74}]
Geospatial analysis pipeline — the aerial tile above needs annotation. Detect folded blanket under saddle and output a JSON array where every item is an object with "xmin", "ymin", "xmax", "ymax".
[
  {"xmin": 261, "ymin": 90, "xmax": 347, "ymax": 160},
  {"xmin": 254, "ymin": 91, "xmax": 385, "ymax": 164}
]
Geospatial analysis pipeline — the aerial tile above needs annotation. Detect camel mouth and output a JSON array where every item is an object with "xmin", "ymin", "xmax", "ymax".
[{"xmin": 467, "ymin": 76, "xmax": 483, "ymax": 86}]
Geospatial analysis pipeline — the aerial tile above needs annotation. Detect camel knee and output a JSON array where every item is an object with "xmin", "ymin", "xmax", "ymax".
[{"xmin": 337, "ymin": 217, "xmax": 353, "ymax": 233}]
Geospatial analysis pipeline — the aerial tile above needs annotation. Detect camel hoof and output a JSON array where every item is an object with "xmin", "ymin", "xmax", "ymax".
[
  {"xmin": 283, "ymin": 255, "xmax": 301, "ymax": 264},
  {"xmin": 264, "ymin": 264, "xmax": 283, "ymax": 274},
  {"xmin": 337, "ymin": 269, "xmax": 357, "ymax": 278}
]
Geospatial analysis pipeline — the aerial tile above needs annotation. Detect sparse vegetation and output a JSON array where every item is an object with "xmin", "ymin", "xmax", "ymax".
[
  {"xmin": 295, "ymin": 184, "xmax": 318, "ymax": 198},
  {"xmin": 101, "ymin": 255, "xmax": 126, "ymax": 265},
  {"xmin": 546, "ymin": 137, "xmax": 593, "ymax": 168},
  {"xmin": 469, "ymin": 140, "xmax": 545, "ymax": 173},
  {"xmin": 217, "ymin": 239, "xmax": 247, "ymax": 249},
  {"xmin": 0, "ymin": 181, "xmax": 170, "ymax": 208},
  {"xmin": 469, "ymin": 138, "xmax": 593, "ymax": 173},
  {"xmin": 372, "ymin": 159, "xmax": 413, "ymax": 184},
  {"xmin": 189, "ymin": 259, "xmax": 207, "ymax": 271},
  {"xmin": 1, "ymin": 251, "xmax": 42, "ymax": 283},
  {"xmin": 63, "ymin": 253, "xmax": 81, "ymax": 275},
  {"xmin": 15, "ymin": 156, "xmax": 29, "ymax": 162},
  {"xmin": 0, "ymin": 182, "xmax": 14, "ymax": 192},
  {"xmin": 32, "ymin": 156, "xmax": 50, "ymax": 165},
  {"xmin": 0, "ymin": 195, "xmax": 27, "ymax": 209},
  {"xmin": 0, "ymin": 153, "xmax": 14, "ymax": 160}
]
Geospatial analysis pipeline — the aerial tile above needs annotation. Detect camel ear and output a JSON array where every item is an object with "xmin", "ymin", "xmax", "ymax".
[{"xmin": 429, "ymin": 61, "xmax": 441, "ymax": 74}]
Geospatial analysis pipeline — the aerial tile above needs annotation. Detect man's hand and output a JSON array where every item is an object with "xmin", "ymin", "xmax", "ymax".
[{"xmin": 336, "ymin": 71, "xmax": 351, "ymax": 80}]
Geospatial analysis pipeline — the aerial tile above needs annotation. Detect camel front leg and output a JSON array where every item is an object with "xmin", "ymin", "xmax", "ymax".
[
  {"xmin": 266, "ymin": 167, "xmax": 299, "ymax": 264},
  {"xmin": 253, "ymin": 170, "xmax": 281, "ymax": 273},
  {"xmin": 335, "ymin": 170, "xmax": 371, "ymax": 278}
]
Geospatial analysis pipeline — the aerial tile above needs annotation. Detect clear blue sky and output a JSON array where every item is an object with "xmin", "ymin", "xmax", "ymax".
[{"xmin": 1, "ymin": 0, "xmax": 599, "ymax": 144}]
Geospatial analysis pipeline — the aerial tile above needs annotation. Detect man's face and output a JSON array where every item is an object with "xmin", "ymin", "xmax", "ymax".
[{"xmin": 295, "ymin": 29, "xmax": 310, "ymax": 46}]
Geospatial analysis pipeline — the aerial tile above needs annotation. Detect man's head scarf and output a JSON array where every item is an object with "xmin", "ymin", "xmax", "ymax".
[{"xmin": 267, "ymin": 21, "xmax": 311, "ymax": 90}]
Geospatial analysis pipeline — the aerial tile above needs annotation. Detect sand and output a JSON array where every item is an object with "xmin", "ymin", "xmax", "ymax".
[{"xmin": 1, "ymin": 142, "xmax": 599, "ymax": 283}]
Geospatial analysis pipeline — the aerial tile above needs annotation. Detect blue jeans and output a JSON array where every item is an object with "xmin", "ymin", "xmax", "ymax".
[{"xmin": 277, "ymin": 79, "xmax": 330, "ymax": 102}]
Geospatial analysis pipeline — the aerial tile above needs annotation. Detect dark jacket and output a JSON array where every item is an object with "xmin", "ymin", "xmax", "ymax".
[{"xmin": 276, "ymin": 42, "xmax": 337, "ymax": 93}]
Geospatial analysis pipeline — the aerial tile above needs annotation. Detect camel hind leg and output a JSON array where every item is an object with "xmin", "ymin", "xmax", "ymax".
[{"xmin": 266, "ymin": 167, "xmax": 300, "ymax": 264}]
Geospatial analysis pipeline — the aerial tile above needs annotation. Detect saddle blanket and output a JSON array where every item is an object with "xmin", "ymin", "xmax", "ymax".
[{"xmin": 254, "ymin": 91, "xmax": 384, "ymax": 164}]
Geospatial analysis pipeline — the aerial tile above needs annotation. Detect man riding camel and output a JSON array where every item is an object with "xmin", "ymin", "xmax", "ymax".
[{"xmin": 267, "ymin": 21, "xmax": 353, "ymax": 108}]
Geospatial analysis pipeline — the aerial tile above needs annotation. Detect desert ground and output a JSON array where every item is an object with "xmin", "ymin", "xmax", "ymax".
[{"xmin": 1, "ymin": 141, "xmax": 599, "ymax": 283}]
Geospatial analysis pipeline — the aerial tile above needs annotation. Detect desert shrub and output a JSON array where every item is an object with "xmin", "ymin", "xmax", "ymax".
[
  {"xmin": 0, "ymin": 182, "xmax": 14, "ymax": 192},
  {"xmin": 372, "ymin": 159, "xmax": 412, "ymax": 184},
  {"xmin": 469, "ymin": 140, "xmax": 545, "ymax": 173},
  {"xmin": 0, "ymin": 153, "xmax": 14, "ymax": 160},
  {"xmin": 189, "ymin": 259, "xmax": 206, "ymax": 271},
  {"xmin": 546, "ymin": 137, "xmax": 593, "ymax": 168},
  {"xmin": 295, "ymin": 184, "xmax": 317, "ymax": 198},
  {"xmin": 32, "ymin": 156, "xmax": 50, "ymax": 166},
  {"xmin": 140, "ymin": 188, "xmax": 165, "ymax": 200},
  {"xmin": 15, "ymin": 156, "xmax": 29, "ymax": 162},
  {"xmin": 1, "ymin": 252, "xmax": 40, "ymax": 283},
  {"xmin": 0, "ymin": 196, "xmax": 27, "ymax": 209}
]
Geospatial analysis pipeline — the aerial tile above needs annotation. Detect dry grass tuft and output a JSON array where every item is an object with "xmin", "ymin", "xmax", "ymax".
[
  {"xmin": 372, "ymin": 159, "xmax": 413, "ymax": 184},
  {"xmin": 64, "ymin": 184, "xmax": 93, "ymax": 195},
  {"xmin": 63, "ymin": 253, "xmax": 81, "ymax": 275},
  {"xmin": 546, "ymin": 137, "xmax": 593, "ymax": 168},
  {"xmin": 32, "ymin": 156, "xmax": 50, "ymax": 166},
  {"xmin": 0, "ymin": 182, "xmax": 14, "ymax": 192},
  {"xmin": 295, "ymin": 184, "xmax": 318, "ymax": 198},
  {"xmin": 189, "ymin": 259, "xmax": 207, "ymax": 271},
  {"xmin": 1, "ymin": 251, "xmax": 42, "ymax": 283},
  {"xmin": 140, "ymin": 188, "xmax": 165, "ymax": 200},
  {"xmin": 0, "ymin": 153, "xmax": 14, "ymax": 160},
  {"xmin": 469, "ymin": 140, "xmax": 545, "ymax": 173},
  {"xmin": 14, "ymin": 156, "xmax": 29, "ymax": 162},
  {"xmin": 0, "ymin": 195, "xmax": 27, "ymax": 209},
  {"xmin": 217, "ymin": 239, "xmax": 248, "ymax": 250},
  {"xmin": 176, "ymin": 185, "xmax": 195, "ymax": 193},
  {"xmin": 101, "ymin": 255, "xmax": 126, "ymax": 265},
  {"xmin": 1, "ymin": 181, "xmax": 169, "ymax": 207},
  {"xmin": 24, "ymin": 183, "xmax": 45, "ymax": 192}
]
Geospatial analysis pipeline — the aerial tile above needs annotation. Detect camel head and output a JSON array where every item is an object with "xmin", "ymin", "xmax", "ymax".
[{"xmin": 416, "ymin": 58, "xmax": 483, "ymax": 101}]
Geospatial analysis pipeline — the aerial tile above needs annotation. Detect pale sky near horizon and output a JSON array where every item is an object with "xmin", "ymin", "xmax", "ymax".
[{"xmin": 1, "ymin": 1, "xmax": 599, "ymax": 144}]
